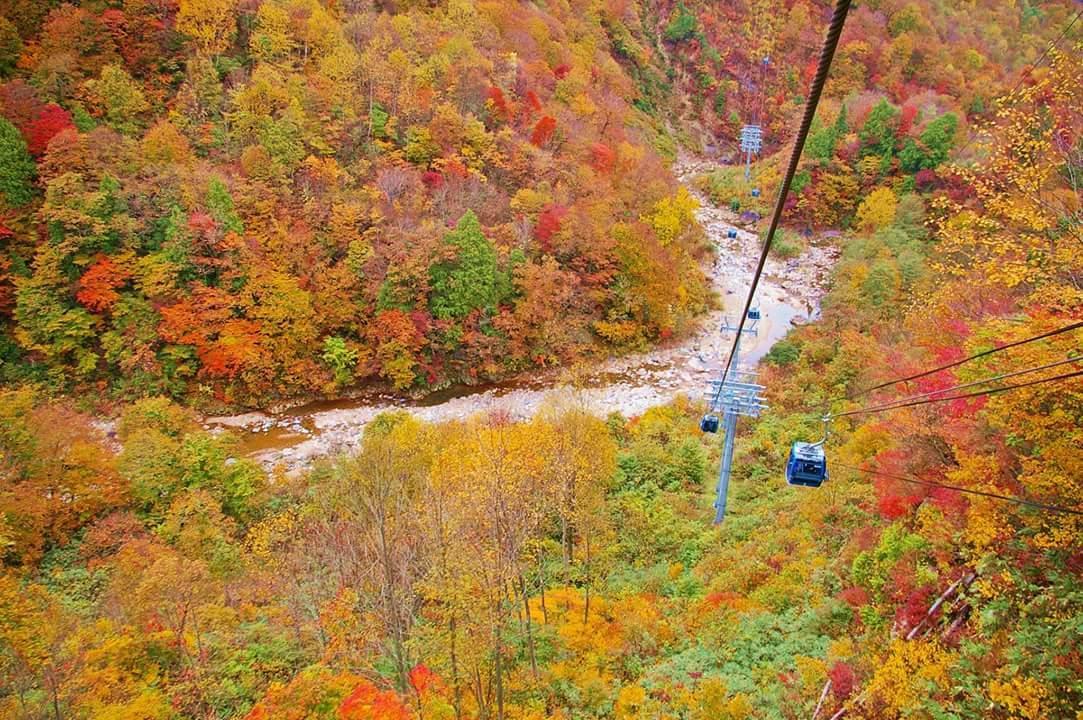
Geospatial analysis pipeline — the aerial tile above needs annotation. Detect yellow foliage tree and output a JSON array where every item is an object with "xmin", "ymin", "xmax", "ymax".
[
  {"xmin": 642, "ymin": 186, "xmax": 699, "ymax": 247},
  {"xmin": 855, "ymin": 186, "xmax": 898, "ymax": 232},
  {"xmin": 987, "ymin": 676, "xmax": 1047, "ymax": 720},
  {"xmin": 177, "ymin": 0, "xmax": 238, "ymax": 56},
  {"xmin": 932, "ymin": 47, "xmax": 1083, "ymax": 291},
  {"xmin": 250, "ymin": 1, "xmax": 293, "ymax": 62},
  {"xmin": 860, "ymin": 639, "xmax": 954, "ymax": 716}
]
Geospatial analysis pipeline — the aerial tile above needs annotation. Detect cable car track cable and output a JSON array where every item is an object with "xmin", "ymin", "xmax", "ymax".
[
  {"xmin": 951, "ymin": 8, "xmax": 1081, "ymax": 162},
  {"xmin": 836, "ymin": 463, "xmax": 1083, "ymax": 516},
  {"xmin": 811, "ymin": 14, "xmax": 1083, "ymax": 414},
  {"xmin": 1024, "ymin": 7, "xmax": 1081, "ymax": 71},
  {"xmin": 829, "ymin": 367, "xmax": 1083, "ymax": 419},
  {"xmin": 714, "ymin": 0, "xmax": 853, "ymax": 405},
  {"xmin": 838, "ymin": 320, "xmax": 1083, "ymax": 404},
  {"xmin": 830, "ymin": 354, "xmax": 1081, "ymax": 417}
]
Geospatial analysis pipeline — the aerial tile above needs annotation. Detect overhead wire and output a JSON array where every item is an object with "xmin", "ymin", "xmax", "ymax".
[
  {"xmin": 829, "ymin": 366, "xmax": 1083, "ymax": 419},
  {"xmin": 713, "ymin": 0, "xmax": 853, "ymax": 407},
  {"xmin": 1024, "ymin": 7, "xmax": 1082, "ymax": 70},
  {"xmin": 878, "ymin": 355, "xmax": 1078, "ymax": 410},
  {"xmin": 712, "ymin": 7, "xmax": 1080, "ymax": 405},
  {"xmin": 835, "ymin": 353, "xmax": 1082, "ymax": 416},
  {"xmin": 836, "ymin": 462, "xmax": 1083, "ymax": 516},
  {"xmin": 840, "ymin": 320, "xmax": 1083, "ymax": 403},
  {"xmin": 934, "ymin": 12, "xmax": 1083, "ymax": 289},
  {"xmin": 788, "ymin": 11, "xmax": 1083, "ymax": 420}
]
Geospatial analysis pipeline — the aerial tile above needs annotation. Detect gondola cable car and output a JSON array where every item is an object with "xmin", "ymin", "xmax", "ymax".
[
  {"xmin": 786, "ymin": 416, "xmax": 830, "ymax": 487},
  {"xmin": 700, "ymin": 414, "xmax": 720, "ymax": 433}
]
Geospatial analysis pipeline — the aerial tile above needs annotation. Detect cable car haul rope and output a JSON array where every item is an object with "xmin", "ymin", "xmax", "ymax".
[
  {"xmin": 701, "ymin": 0, "xmax": 854, "ymax": 522},
  {"xmin": 838, "ymin": 463, "xmax": 1083, "ymax": 517},
  {"xmin": 829, "ymin": 355, "xmax": 1083, "ymax": 419},
  {"xmin": 806, "ymin": 340, "xmax": 1083, "ymax": 502},
  {"xmin": 716, "ymin": 0, "xmax": 854, "ymax": 389},
  {"xmin": 841, "ymin": 320, "xmax": 1083, "ymax": 404}
]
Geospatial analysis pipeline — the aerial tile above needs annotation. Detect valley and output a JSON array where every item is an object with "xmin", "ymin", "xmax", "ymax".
[
  {"xmin": 0, "ymin": 1, "xmax": 1079, "ymax": 718},
  {"xmin": 208, "ymin": 154, "xmax": 838, "ymax": 471}
]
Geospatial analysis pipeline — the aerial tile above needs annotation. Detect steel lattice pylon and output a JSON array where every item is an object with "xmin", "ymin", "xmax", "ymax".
[
  {"xmin": 705, "ymin": 309, "xmax": 767, "ymax": 523},
  {"xmin": 705, "ymin": 377, "xmax": 767, "ymax": 418},
  {"xmin": 740, "ymin": 124, "xmax": 763, "ymax": 180}
]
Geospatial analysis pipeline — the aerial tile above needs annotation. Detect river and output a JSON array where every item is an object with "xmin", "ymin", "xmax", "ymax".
[{"xmin": 206, "ymin": 155, "xmax": 838, "ymax": 471}]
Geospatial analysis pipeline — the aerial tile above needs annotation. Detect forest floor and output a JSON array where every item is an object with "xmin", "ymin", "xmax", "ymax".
[{"xmin": 206, "ymin": 155, "xmax": 838, "ymax": 472}]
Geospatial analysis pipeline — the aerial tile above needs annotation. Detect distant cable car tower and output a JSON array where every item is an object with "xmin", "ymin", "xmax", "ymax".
[
  {"xmin": 739, "ymin": 56, "xmax": 770, "ymax": 181},
  {"xmin": 700, "ymin": 307, "xmax": 767, "ymax": 523},
  {"xmin": 739, "ymin": 124, "xmax": 762, "ymax": 180}
]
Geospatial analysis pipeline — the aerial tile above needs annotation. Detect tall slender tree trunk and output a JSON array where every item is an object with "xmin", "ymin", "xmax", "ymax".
[
  {"xmin": 494, "ymin": 630, "xmax": 505, "ymax": 720},
  {"xmin": 510, "ymin": 579, "xmax": 523, "ymax": 630},
  {"xmin": 48, "ymin": 674, "xmax": 61, "ymax": 720},
  {"xmin": 436, "ymin": 509, "xmax": 463, "ymax": 720},
  {"xmin": 492, "ymin": 578, "xmax": 506, "ymax": 720},
  {"xmin": 377, "ymin": 515, "xmax": 409, "ymax": 691},
  {"xmin": 519, "ymin": 574, "xmax": 538, "ymax": 679},
  {"xmin": 535, "ymin": 546, "xmax": 549, "ymax": 624},
  {"xmin": 473, "ymin": 666, "xmax": 488, "ymax": 720},
  {"xmin": 583, "ymin": 535, "xmax": 591, "ymax": 624},
  {"xmin": 368, "ymin": 82, "xmax": 374, "ymax": 140},
  {"xmin": 560, "ymin": 514, "xmax": 570, "ymax": 569},
  {"xmin": 448, "ymin": 615, "xmax": 463, "ymax": 720}
]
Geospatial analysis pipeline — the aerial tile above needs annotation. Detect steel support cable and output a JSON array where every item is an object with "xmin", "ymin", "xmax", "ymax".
[
  {"xmin": 829, "ymin": 354, "xmax": 1082, "ymax": 418},
  {"xmin": 829, "ymin": 367, "xmax": 1083, "ymax": 420},
  {"xmin": 840, "ymin": 320, "xmax": 1083, "ymax": 404},
  {"xmin": 836, "ymin": 462, "xmax": 1083, "ymax": 516},
  {"xmin": 714, "ymin": 0, "xmax": 853, "ymax": 407}
]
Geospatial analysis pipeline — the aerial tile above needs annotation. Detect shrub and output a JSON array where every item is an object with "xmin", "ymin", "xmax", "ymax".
[
  {"xmin": 664, "ymin": 4, "xmax": 698, "ymax": 42},
  {"xmin": 770, "ymin": 229, "xmax": 804, "ymax": 259}
]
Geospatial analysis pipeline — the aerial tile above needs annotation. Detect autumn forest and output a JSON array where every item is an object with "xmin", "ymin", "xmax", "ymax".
[{"xmin": 0, "ymin": 0, "xmax": 1081, "ymax": 718}]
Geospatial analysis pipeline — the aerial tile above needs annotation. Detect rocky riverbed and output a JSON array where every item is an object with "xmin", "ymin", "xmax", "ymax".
[{"xmin": 206, "ymin": 154, "xmax": 838, "ymax": 472}]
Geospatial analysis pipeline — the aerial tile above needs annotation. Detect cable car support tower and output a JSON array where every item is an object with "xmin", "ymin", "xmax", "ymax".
[
  {"xmin": 739, "ymin": 123, "xmax": 762, "ymax": 181},
  {"xmin": 702, "ymin": 308, "xmax": 767, "ymax": 523},
  {"xmin": 739, "ymin": 56, "xmax": 769, "ymax": 180}
]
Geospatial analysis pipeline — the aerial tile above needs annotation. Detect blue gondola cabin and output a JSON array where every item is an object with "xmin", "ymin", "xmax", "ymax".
[
  {"xmin": 700, "ymin": 414, "xmax": 720, "ymax": 433},
  {"xmin": 786, "ymin": 441, "xmax": 827, "ymax": 487}
]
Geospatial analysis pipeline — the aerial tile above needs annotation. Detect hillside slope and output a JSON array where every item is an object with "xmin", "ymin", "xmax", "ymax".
[
  {"xmin": 3, "ymin": 69, "xmax": 1080, "ymax": 709},
  {"xmin": 1, "ymin": 0, "xmax": 710, "ymax": 407},
  {"xmin": 1, "ymin": 0, "xmax": 1078, "ymax": 409}
]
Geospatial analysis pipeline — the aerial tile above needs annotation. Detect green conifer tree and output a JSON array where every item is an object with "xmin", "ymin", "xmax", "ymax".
[{"xmin": 429, "ymin": 210, "xmax": 499, "ymax": 320}]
